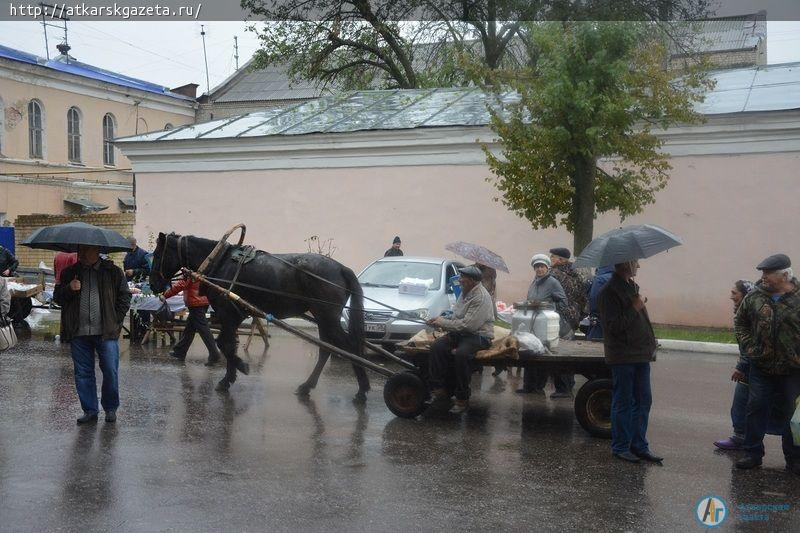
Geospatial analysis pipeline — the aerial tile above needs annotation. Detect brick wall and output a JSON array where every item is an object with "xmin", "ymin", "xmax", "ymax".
[{"xmin": 14, "ymin": 213, "xmax": 136, "ymax": 268}]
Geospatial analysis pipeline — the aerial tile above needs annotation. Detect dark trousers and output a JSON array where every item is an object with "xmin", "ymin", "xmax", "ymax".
[
  {"xmin": 173, "ymin": 306, "xmax": 220, "ymax": 359},
  {"xmin": 729, "ymin": 365, "xmax": 783, "ymax": 437},
  {"xmin": 522, "ymin": 370, "xmax": 575, "ymax": 393},
  {"xmin": 610, "ymin": 363, "xmax": 652, "ymax": 455},
  {"xmin": 70, "ymin": 335, "xmax": 119, "ymax": 415},
  {"xmin": 429, "ymin": 333, "xmax": 490, "ymax": 401},
  {"xmin": 743, "ymin": 366, "xmax": 800, "ymax": 463}
]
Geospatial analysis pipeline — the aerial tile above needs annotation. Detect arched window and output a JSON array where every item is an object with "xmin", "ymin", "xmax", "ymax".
[
  {"xmin": 28, "ymin": 99, "xmax": 44, "ymax": 159},
  {"xmin": 164, "ymin": 123, "xmax": 173, "ymax": 131},
  {"xmin": 103, "ymin": 113, "xmax": 115, "ymax": 166},
  {"xmin": 67, "ymin": 106, "xmax": 82, "ymax": 163}
]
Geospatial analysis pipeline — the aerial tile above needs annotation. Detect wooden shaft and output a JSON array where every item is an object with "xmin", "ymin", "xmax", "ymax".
[
  {"xmin": 267, "ymin": 316, "xmax": 395, "ymax": 378},
  {"xmin": 364, "ymin": 341, "xmax": 417, "ymax": 370}
]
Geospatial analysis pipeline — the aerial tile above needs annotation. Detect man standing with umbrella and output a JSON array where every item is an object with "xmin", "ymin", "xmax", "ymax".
[
  {"xmin": 576, "ymin": 224, "xmax": 680, "ymax": 463},
  {"xmin": 50, "ymin": 239, "xmax": 131, "ymax": 424}
]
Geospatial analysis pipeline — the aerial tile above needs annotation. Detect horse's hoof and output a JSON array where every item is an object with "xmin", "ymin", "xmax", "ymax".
[
  {"xmin": 215, "ymin": 379, "xmax": 230, "ymax": 393},
  {"xmin": 295, "ymin": 384, "xmax": 311, "ymax": 397},
  {"xmin": 236, "ymin": 360, "xmax": 250, "ymax": 375},
  {"xmin": 353, "ymin": 391, "xmax": 367, "ymax": 404}
]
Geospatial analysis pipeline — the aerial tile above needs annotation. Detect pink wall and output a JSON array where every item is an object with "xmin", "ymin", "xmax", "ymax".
[{"xmin": 136, "ymin": 152, "xmax": 800, "ymax": 327}]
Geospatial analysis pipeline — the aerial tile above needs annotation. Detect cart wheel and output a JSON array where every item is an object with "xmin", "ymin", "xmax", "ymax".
[
  {"xmin": 575, "ymin": 378, "xmax": 612, "ymax": 439},
  {"xmin": 384, "ymin": 372, "xmax": 428, "ymax": 419}
]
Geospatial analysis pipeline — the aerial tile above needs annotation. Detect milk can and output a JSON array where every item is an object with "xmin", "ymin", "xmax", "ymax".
[{"xmin": 511, "ymin": 301, "xmax": 561, "ymax": 349}]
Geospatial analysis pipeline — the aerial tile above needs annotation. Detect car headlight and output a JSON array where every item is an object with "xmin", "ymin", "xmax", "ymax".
[{"xmin": 403, "ymin": 308, "xmax": 429, "ymax": 320}]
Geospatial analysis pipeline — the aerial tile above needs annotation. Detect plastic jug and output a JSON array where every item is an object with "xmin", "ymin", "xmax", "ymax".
[{"xmin": 511, "ymin": 301, "xmax": 561, "ymax": 349}]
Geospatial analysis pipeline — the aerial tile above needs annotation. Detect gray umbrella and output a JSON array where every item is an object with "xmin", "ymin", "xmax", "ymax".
[
  {"xmin": 574, "ymin": 224, "xmax": 683, "ymax": 268},
  {"xmin": 20, "ymin": 222, "xmax": 132, "ymax": 253}
]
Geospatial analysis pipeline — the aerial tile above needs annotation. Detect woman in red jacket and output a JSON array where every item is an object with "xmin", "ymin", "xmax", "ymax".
[{"xmin": 161, "ymin": 273, "xmax": 221, "ymax": 366}]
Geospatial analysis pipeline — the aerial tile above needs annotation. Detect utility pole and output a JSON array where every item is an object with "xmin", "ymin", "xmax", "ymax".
[
  {"xmin": 201, "ymin": 25, "xmax": 211, "ymax": 95},
  {"xmin": 234, "ymin": 35, "xmax": 239, "ymax": 71}
]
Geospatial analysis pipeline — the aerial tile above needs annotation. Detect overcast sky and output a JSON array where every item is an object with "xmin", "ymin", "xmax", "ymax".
[{"xmin": 1, "ymin": 20, "xmax": 799, "ymax": 93}]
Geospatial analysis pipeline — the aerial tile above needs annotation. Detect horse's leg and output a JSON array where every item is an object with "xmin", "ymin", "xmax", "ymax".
[
  {"xmin": 215, "ymin": 320, "xmax": 249, "ymax": 392},
  {"xmin": 318, "ymin": 319, "xmax": 371, "ymax": 403},
  {"xmin": 296, "ymin": 347, "xmax": 330, "ymax": 397}
]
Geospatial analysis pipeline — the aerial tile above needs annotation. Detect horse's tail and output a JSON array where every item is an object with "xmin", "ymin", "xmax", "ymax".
[{"xmin": 341, "ymin": 266, "xmax": 364, "ymax": 356}]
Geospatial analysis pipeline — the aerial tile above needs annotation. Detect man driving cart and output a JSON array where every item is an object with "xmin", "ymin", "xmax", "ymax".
[{"xmin": 425, "ymin": 265, "xmax": 495, "ymax": 414}]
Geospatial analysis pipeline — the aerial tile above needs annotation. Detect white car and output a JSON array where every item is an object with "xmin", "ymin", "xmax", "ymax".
[{"xmin": 342, "ymin": 256, "xmax": 465, "ymax": 348}]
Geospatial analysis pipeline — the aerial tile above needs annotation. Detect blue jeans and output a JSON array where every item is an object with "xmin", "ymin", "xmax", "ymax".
[
  {"xmin": 610, "ymin": 363, "xmax": 652, "ymax": 455},
  {"xmin": 729, "ymin": 363, "xmax": 783, "ymax": 437},
  {"xmin": 743, "ymin": 366, "xmax": 800, "ymax": 463},
  {"xmin": 70, "ymin": 336, "xmax": 120, "ymax": 415}
]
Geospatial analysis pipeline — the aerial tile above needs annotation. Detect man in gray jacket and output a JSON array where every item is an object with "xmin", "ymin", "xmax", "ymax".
[{"xmin": 426, "ymin": 265, "xmax": 495, "ymax": 414}]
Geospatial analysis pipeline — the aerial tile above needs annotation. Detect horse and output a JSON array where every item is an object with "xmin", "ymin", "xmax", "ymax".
[{"xmin": 149, "ymin": 232, "xmax": 369, "ymax": 401}]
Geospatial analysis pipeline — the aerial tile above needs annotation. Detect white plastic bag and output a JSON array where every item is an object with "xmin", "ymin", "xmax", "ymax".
[
  {"xmin": 0, "ymin": 316, "xmax": 17, "ymax": 352},
  {"xmin": 515, "ymin": 331, "xmax": 545, "ymax": 354}
]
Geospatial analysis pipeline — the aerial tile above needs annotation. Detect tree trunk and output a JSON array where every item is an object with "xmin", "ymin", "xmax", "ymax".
[{"xmin": 571, "ymin": 155, "xmax": 596, "ymax": 256}]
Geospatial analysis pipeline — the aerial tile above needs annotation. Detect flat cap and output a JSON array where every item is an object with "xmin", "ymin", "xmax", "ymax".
[
  {"xmin": 549, "ymin": 247, "xmax": 571, "ymax": 259},
  {"xmin": 459, "ymin": 265, "xmax": 483, "ymax": 281},
  {"xmin": 756, "ymin": 253, "xmax": 791, "ymax": 271}
]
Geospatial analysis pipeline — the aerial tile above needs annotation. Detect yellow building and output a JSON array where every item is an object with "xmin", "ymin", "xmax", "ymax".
[{"xmin": 0, "ymin": 43, "xmax": 196, "ymax": 226}]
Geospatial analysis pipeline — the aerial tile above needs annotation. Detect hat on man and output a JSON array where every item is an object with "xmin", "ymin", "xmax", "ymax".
[
  {"xmin": 459, "ymin": 265, "xmax": 483, "ymax": 281},
  {"xmin": 393, "ymin": 236, "xmax": 401, "ymax": 244},
  {"xmin": 756, "ymin": 253, "xmax": 791, "ymax": 271},
  {"xmin": 549, "ymin": 247, "xmax": 571, "ymax": 260},
  {"xmin": 530, "ymin": 253, "xmax": 551, "ymax": 268}
]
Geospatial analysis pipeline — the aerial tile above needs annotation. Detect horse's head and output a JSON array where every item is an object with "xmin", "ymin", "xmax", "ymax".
[{"xmin": 149, "ymin": 232, "xmax": 181, "ymax": 293}]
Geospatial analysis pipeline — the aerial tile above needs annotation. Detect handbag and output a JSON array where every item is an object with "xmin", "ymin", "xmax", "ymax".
[{"xmin": 0, "ymin": 313, "xmax": 17, "ymax": 351}]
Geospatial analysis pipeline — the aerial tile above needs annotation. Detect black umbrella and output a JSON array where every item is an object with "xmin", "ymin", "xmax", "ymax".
[
  {"xmin": 20, "ymin": 222, "xmax": 132, "ymax": 253},
  {"xmin": 574, "ymin": 224, "xmax": 682, "ymax": 268}
]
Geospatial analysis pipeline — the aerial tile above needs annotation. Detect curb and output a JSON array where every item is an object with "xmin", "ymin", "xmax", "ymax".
[{"xmin": 657, "ymin": 338, "xmax": 739, "ymax": 355}]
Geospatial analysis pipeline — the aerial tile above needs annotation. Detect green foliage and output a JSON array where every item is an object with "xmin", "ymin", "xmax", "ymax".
[{"xmin": 483, "ymin": 22, "xmax": 713, "ymax": 251}]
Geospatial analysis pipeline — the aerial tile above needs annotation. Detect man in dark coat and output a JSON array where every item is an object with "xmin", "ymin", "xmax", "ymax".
[
  {"xmin": 547, "ymin": 247, "xmax": 586, "ymax": 397},
  {"xmin": 123, "ymin": 237, "xmax": 150, "ymax": 282},
  {"xmin": 597, "ymin": 259, "xmax": 662, "ymax": 464},
  {"xmin": 54, "ymin": 245, "xmax": 131, "ymax": 425},
  {"xmin": 384, "ymin": 236, "xmax": 403, "ymax": 257},
  {"xmin": 0, "ymin": 245, "xmax": 18, "ymax": 276}
]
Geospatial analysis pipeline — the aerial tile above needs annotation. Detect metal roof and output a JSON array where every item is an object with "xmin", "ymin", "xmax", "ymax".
[
  {"xmin": 679, "ymin": 13, "xmax": 766, "ymax": 55},
  {"xmin": 0, "ymin": 44, "xmax": 192, "ymax": 101},
  {"xmin": 117, "ymin": 62, "xmax": 800, "ymax": 144},
  {"xmin": 213, "ymin": 63, "xmax": 327, "ymax": 103},
  {"xmin": 63, "ymin": 198, "xmax": 108, "ymax": 212}
]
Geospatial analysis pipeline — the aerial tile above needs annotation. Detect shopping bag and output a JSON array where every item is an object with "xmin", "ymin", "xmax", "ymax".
[
  {"xmin": 791, "ymin": 396, "xmax": 800, "ymax": 447},
  {"xmin": 0, "ymin": 314, "xmax": 17, "ymax": 351}
]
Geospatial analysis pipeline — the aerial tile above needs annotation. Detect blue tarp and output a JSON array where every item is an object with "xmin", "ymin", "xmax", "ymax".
[{"xmin": 0, "ymin": 227, "xmax": 15, "ymax": 255}]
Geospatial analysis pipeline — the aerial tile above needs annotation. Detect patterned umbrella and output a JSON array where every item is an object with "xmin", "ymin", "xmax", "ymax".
[
  {"xmin": 574, "ymin": 224, "xmax": 682, "ymax": 268},
  {"xmin": 445, "ymin": 241, "xmax": 509, "ymax": 273}
]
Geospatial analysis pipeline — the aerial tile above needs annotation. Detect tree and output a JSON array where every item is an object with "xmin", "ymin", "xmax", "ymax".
[
  {"xmin": 241, "ymin": 1, "xmax": 711, "ymax": 91},
  {"xmin": 483, "ymin": 21, "xmax": 713, "ymax": 254}
]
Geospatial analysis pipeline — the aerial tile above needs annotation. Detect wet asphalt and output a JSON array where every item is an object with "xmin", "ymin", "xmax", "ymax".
[{"xmin": 0, "ymin": 311, "xmax": 798, "ymax": 532}]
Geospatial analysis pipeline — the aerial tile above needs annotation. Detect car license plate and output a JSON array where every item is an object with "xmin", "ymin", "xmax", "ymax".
[{"xmin": 365, "ymin": 323, "xmax": 386, "ymax": 333}]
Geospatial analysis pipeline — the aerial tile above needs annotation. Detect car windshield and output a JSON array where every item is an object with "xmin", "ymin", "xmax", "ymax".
[{"xmin": 359, "ymin": 261, "xmax": 442, "ymax": 290}]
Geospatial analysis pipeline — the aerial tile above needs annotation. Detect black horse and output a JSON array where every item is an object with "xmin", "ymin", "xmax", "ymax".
[{"xmin": 149, "ymin": 232, "xmax": 369, "ymax": 400}]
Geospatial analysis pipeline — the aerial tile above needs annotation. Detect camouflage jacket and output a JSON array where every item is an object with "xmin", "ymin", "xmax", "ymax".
[
  {"xmin": 734, "ymin": 278, "xmax": 800, "ymax": 375},
  {"xmin": 550, "ymin": 263, "xmax": 586, "ymax": 329}
]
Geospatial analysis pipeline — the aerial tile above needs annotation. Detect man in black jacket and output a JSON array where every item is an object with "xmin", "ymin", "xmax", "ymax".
[
  {"xmin": 0, "ymin": 245, "xmax": 18, "ymax": 276},
  {"xmin": 54, "ymin": 245, "xmax": 131, "ymax": 425},
  {"xmin": 597, "ymin": 260, "xmax": 662, "ymax": 464}
]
